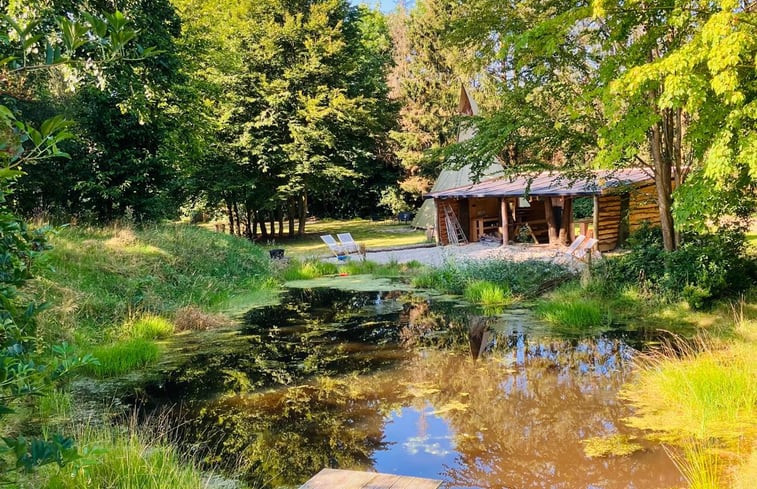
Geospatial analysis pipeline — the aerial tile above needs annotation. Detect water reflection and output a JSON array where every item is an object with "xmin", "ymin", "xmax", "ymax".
[{"xmin": 141, "ymin": 288, "xmax": 682, "ymax": 489}]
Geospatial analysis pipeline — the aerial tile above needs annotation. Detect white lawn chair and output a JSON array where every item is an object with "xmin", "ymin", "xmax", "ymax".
[
  {"xmin": 574, "ymin": 238, "xmax": 599, "ymax": 260},
  {"xmin": 320, "ymin": 235, "xmax": 345, "ymax": 257},
  {"xmin": 561, "ymin": 234, "xmax": 586, "ymax": 257},
  {"xmin": 336, "ymin": 233, "xmax": 360, "ymax": 255}
]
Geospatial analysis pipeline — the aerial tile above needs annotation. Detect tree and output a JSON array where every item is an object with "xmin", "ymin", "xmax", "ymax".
[
  {"xmin": 10, "ymin": 0, "xmax": 189, "ymax": 222},
  {"xmin": 0, "ymin": 3, "xmax": 146, "ymax": 479}
]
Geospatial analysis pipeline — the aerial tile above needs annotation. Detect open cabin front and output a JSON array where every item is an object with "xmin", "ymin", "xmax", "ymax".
[{"xmin": 429, "ymin": 171, "xmax": 662, "ymax": 252}]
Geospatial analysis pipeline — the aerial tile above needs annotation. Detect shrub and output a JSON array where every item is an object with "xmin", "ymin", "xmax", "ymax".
[
  {"xmin": 129, "ymin": 315, "xmax": 174, "ymax": 340},
  {"xmin": 600, "ymin": 224, "xmax": 756, "ymax": 308},
  {"xmin": 84, "ymin": 339, "xmax": 160, "ymax": 378},
  {"xmin": 463, "ymin": 281, "xmax": 512, "ymax": 306}
]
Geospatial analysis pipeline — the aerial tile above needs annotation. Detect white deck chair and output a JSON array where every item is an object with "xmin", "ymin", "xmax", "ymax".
[
  {"xmin": 574, "ymin": 238, "xmax": 599, "ymax": 260},
  {"xmin": 562, "ymin": 235, "xmax": 586, "ymax": 257},
  {"xmin": 336, "ymin": 233, "xmax": 360, "ymax": 255},
  {"xmin": 320, "ymin": 235, "xmax": 345, "ymax": 256}
]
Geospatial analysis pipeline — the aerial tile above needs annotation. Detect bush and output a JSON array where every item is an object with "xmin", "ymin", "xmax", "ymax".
[{"xmin": 600, "ymin": 224, "xmax": 756, "ymax": 308}]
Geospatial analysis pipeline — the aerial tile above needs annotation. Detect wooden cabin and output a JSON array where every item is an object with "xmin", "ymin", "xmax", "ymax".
[{"xmin": 425, "ymin": 169, "xmax": 661, "ymax": 252}]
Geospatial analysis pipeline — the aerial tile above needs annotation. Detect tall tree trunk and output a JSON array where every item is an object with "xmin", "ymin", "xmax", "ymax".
[
  {"xmin": 226, "ymin": 199, "xmax": 235, "ymax": 236},
  {"xmin": 277, "ymin": 208, "xmax": 284, "ymax": 237},
  {"xmin": 253, "ymin": 212, "xmax": 259, "ymax": 238},
  {"xmin": 258, "ymin": 213, "xmax": 268, "ymax": 239},
  {"xmin": 244, "ymin": 207, "xmax": 253, "ymax": 241},
  {"xmin": 233, "ymin": 201, "xmax": 242, "ymax": 237},
  {"xmin": 269, "ymin": 213, "xmax": 275, "ymax": 237},
  {"xmin": 288, "ymin": 199, "xmax": 296, "ymax": 237},
  {"xmin": 649, "ymin": 115, "xmax": 676, "ymax": 251},
  {"xmin": 297, "ymin": 190, "xmax": 308, "ymax": 236},
  {"xmin": 543, "ymin": 198, "xmax": 558, "ymax": 244}
]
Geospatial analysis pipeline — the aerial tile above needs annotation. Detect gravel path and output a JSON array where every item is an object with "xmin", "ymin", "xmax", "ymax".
[{"xmin": 326, "ymin": 242, "xmax": 587, "ymax": 270}]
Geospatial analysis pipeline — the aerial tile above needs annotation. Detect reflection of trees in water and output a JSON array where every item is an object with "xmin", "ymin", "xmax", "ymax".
[
  {"xmin": 143, "ymin": 289, "xmax": 681, "ymax": 489},
  {"xmin": 186, "ymin": 375, "xmax": 410, "ymax": 488},
  {"xmin": 400, "ymin": 342, "xmax": 682, "ymax": 489}
]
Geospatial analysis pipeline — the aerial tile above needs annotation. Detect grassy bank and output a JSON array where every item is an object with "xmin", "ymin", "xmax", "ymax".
[{"xmin": 27, "ymin": 224, "xmax": 276, "ymax": 375}]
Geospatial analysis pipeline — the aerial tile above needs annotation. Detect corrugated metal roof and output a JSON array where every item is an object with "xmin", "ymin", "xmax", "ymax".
[{"xmin": 425, "ymin": 168, "xmax": 653, "ymax": 199}]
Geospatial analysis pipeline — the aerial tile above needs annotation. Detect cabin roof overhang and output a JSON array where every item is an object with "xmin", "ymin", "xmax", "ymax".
[{"xmin": 424, "ymin": 168, "xmax": 653, "ymax": 200}]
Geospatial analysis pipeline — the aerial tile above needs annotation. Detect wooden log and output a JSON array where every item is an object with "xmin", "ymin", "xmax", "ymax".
[{"xmin": 544, "ymin": 198, "xmax": 558, "ymax": 244}]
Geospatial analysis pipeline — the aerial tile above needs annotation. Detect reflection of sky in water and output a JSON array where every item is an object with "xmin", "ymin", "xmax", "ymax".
[{"xmin": 374, "ymin": 404, "xmax": 459, "ymax": 480}]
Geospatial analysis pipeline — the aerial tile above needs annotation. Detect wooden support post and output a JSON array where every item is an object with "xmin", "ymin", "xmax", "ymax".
[
  {"xmin": 544, "ymin": 197, "xmax": 558, "ymax": 245},
  {"xmin": 592, "ymin": 194, "xmax": 600, "ymax": 250},
  {"xmin": 500, "ymin": 197, "xmax": 509, "ymax": 246},
  {"xmin": 559, "ymin": 197, "xmax": 573, "ymax": 245}
]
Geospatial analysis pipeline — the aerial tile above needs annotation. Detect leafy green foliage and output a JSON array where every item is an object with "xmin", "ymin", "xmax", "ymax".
[
  {"xmin": 598, "ymin": 225, "xmax": 756, "ymax": 308},
  {"xmin": 463, "ymin": 280, "xmax": 512, "ymax": 306}
]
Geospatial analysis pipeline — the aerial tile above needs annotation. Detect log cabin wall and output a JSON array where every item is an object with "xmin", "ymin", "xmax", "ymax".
[
  {"xmin": 435, "ymin": 198, "xmax": 463, "ymax": 245},
  {"xmin": 596, "ymin": 194, "xmax": 622, "ymax": 251},
  {"xmin": 628, "ymin": 184, "xmax": 661, "ymax": 231}
]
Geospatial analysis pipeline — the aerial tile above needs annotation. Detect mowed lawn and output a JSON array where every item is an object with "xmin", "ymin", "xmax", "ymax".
[{"xmin": 206, "ymin": 219, "xmax": 430, "ymax": 257}]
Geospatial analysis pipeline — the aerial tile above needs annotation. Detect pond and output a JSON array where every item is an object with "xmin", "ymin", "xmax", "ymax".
[{"xmin": 138, "ymin": 286, "xmax": 683, "ymax": 489}]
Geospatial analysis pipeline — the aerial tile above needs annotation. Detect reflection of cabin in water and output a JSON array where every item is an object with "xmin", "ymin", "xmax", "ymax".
[{"xmin": 424, "ymin": 168, "xmax": 661, "ymax": 252}]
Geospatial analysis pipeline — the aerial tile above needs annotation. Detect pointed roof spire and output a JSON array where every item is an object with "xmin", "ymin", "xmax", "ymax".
[{"xmin": 457, "ymin": 83, "xmax": 479, "ymax": 116}]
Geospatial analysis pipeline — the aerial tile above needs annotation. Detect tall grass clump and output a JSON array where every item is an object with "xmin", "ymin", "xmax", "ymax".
[
  {"xmin": 84, "ymin": 338, "xmax": 160, "ymax": 378},
  {"xmin": 463, "ymin": 281, "xmax": 512, "ymax": 306},
  {"xmin": 42, "ymin": 427, "xmax": 207, "ymax": 489},
  {"xmin": 412, "ymin": 259, "xmax": 570, "ymax": 298},
  {"xmin": 623, "ymin": 341, "xmax": 757, "ymax": 443},
  {"xmin": 281, "ymin": 259, "xmax": 338, "ymax": 281},
  {"xmin": 129, "ymin": 315, "xmax": 174, "ymax": 340},
  {"xmin": 665, "ymin": 440, "xmax": 724, "ymax": 489},
  {"xmin": 536, "ymin": 299, "xmax": 607, "ymax": 329}
]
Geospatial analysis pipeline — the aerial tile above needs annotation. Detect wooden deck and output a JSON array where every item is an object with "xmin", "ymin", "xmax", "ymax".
[{"xmin": 300, "ymin": 468, "xmax": 442, "ymax": 489}]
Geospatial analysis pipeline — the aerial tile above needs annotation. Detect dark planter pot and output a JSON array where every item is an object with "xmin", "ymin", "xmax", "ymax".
[
  {"xmin": 269, "ymin": 249, "xmax": 285, "ymax": 260},
  {"xmin": 398, "ymin": 211, "xmax": 414, "ymax": 223}
]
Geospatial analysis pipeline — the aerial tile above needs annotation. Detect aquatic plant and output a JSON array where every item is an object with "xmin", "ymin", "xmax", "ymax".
[
  {"xmin": 84, "ymin": 339, "xmax": 160, "ymax": 378},
  {"xmin": 463, "ymin": 281, "xmax": 512, "ymax": 306},
  {"xmin": 665, "ymin": 440, "xmax": 723, "ymax": 489},
  {"xmin": 582, "ymin": 434, "xmax": 643, "ymax": 457},
  {"xmin": 129, "ymin": 315, "xmax": 175, "ymax": 340},
  {"xmin": 173, "ymin": 306, "xmax": 231, "ymax": 331}
]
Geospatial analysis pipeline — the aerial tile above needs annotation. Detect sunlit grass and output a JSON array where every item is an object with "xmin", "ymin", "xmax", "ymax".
[
  {"xmin": 666, "ymin": 440, "xmax": 724, "ymax": 489},
  {"xmin": 623, "ymin": 340, "xmax": 757, "ymax": 443},
  {"xmin": 281, "ymin": 259, "xmax": 339, "ymax": 280},
  {"xmin": 232, "ymin": 218, "xmax": 429, "ymax": 257},
  {"xmin": 463, "ymin": 280, "xmax": 512, "ymax": 306},
  {"xmin": 41, "ymin": 424, "xmax": 208, "ymax": 489},
  {"xmin": 84, "ymin": 338, "xmax": 160, "ymax": 378},
  {"xmin": 128, "ymin": 315, "xmax": 175, "ymax": 340},
  {"xmin": 536, "ymin": 299, "xmax": 607, "ymax": 329}
]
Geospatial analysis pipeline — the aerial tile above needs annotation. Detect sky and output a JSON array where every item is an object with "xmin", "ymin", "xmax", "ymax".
[{"xmin": 350, "ymin": 0, "xmax": 407, "ymax": 13}]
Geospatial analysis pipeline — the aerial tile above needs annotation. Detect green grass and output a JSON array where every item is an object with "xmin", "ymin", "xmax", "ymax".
[
  {"xmin": 41, "ymin": 427, "xmax": 207, "ymax": 489},
  {"xmin": 29, "ymin": 224, "xmax": 274, "ymax": 342},
  {"xmin": 536, "ymin": 299, "xmax": 607, "ymax": 329},
  {"xmin": 83, "ymin": 338, "xmax": 161, "ymax": 378},
  {"xmin": 463, "ymin": 280, "xmax": 512, "ymax": 306},
  {"xmin": 210, "ymin": 218, "xmax": 430, "ymax": 258},
  {"xmin": 412, "ymin": 259, "xmax": 571, "ymax": 298},
  {"xmin": 281, "ymin": 259, "xmax": 339, "ymax": 281},
  {"xmin": 128, "ymin": 315, "xmax": 175, "ymax": 340}
]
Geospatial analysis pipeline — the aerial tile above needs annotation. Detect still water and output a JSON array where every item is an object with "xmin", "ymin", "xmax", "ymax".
[{"xmin": 142, "ymin": 287, "xmax": 683, "ymax": 489}]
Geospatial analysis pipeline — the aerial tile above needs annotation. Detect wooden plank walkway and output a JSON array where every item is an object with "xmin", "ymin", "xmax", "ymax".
[{"xmin": 300, "ymin": 468, "xmax": 442, "ymax": 489}]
